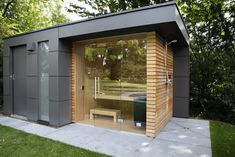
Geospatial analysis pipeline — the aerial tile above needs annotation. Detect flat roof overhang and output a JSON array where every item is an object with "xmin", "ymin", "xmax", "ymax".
[{"xmin": 4, "ymin": 1, "xmax": 189, "ymax": 47}]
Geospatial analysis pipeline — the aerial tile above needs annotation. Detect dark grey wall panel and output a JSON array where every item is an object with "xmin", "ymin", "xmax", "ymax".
[
  {"xmin": 27, "ymin": 54, "xmax": 38, "ymax": 76},
  {"xmin": 49, "ymin": 77, "xmax": 59, "ymax": 101},
  {"xmin": 3, "ymin": 96, "xmax": 11, "ymax": 114},
  {"xmin": 49, "ymin": 52, "xmax": 58, "ymax": 76},
  {"xmin": 49, "ymin": 77, "xmax": 71, "ymax": 101},
  {"xmin": 3, "ymin": 76, "xmax": 10, "ymax": 96},
  {"xmin": 49, "ymin": 100, "xmax": 71, "ymax": 126},
  {"xmin": 49, "ymin": 52, "xmax": 71, "ymax": 76},
  {"xmin": 58, "ymin": 52, "xmax": 71, "ymax": 76},
  {"xmin": 27, "ymin": 77, "xmax": 38, "ymax": 99},
  {"xmin": 173, "ymin": 47, "xmax": 188, "ymax": 57},
  {"xmin": 58, "ymin": 5, "xmax": 175, "ymax": 38},
  {"xmin": 59, "ymin": 77, "xmax": 71, "ymax": 100},
  {"xmin": 3, "ymin": 54, "xmax": 10, "ymax": 115},
  {"xmin": 173, "ymin": 98, "xmax": 189, "ymax": 118},
  {"xmin": 3, "ymin": 44, "xmax": 10, "ymax": 56},
  {"xmin": 26, "ymin": 43, "xmax": 38, "ymax": 120},
  {"xmin": 3, "ymin": 57, "xmax": 9, "ymax": 76},
  {"xmin": 48, "ymin": 39, "xmax": 71, "ymax": 126},
  {"xmin": 49, "ymin": 101, "xmax": 59, "ymax": 126},
  {"xmin": 173, "ymin": 47, "xmax": 189, "ymax": 118},
  {"xmin": 27, "ymin": 98, "xmax": 38, "ymax": 121},
  {"xmin": 174, "ymin": 57, "xmax": 189, "ymax": 76},
  {"xmin": 59, "ymin": 100, "xmax": 71, "ymax": 125},
  {"xmin": 3, "ymin": 48, "xmax": 13, "ymax": 115},
  {"xmin": 173, "ymin": 77, "xmax": 189, "ymax": 97}
]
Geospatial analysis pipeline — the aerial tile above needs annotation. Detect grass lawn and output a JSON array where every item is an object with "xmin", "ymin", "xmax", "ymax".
[
  {"xmin": 210, "ymin": 121, "xmax": 235, "ymax": 157},
  {"xmin": 0, "ymin": 125, "xmax": 109, "ymax": 157}
]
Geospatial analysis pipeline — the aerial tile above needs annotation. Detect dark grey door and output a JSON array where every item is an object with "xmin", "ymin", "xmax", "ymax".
[{"xmin": 13, "ymin": 46, "xmax": 27, "ymax": 116}]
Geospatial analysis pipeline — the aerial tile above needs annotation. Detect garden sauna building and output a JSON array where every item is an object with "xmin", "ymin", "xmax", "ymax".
[{"xmin": 3, "ymin": 1, "xmax": 189, "ymax": 137}]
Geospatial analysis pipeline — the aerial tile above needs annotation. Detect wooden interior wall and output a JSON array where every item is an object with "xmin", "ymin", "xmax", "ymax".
[
  {"xmin": 146, "ymin": 32, "xmax": 173, "ymax": 137},
  {"xmin": 71, "ymin": 43, "xmax": 86, "ymax": 122}
]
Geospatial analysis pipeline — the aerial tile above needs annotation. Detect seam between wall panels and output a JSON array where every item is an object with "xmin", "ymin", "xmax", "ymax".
[
  {"xmin": 57, "ymin": 27, "xmax": 61, "ymax": 126},
  {"xmin": 49, "ymin": 50, "xmax": 70, "ymax": 54}
]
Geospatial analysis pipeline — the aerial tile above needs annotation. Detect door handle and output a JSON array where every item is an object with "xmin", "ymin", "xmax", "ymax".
[
  {"xmin": 81, "ymin": 85, "xmax": 85, "ymax": 90},
  {"xmin": 10, "ymin": 74, "xmax": 15, "ymax": 80},
  {"xmin": 97, "ymin": 77, "xmax": 100, "ymax": 94},
  {"xmin": 94, "ymin": 77, "xmax": 97, "ymax": 99}
]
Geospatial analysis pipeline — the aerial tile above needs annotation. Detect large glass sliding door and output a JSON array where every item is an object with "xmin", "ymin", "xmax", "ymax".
[
  {"xmin": 79, "ymin": 36, "xmax": 147, "ymax": 134},
  {"xmin": 83, "ymin": 43, "xmax": 122, "ymax": 130},
  {"xmin": 119, "ymin": 40, "xmax": 147, "ymax": 134}
]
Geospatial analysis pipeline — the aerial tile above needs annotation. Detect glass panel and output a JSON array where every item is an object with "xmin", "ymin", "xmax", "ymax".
[
  {"xmin": 83, "ymin": 56, "xmax": 95, "ymax": 125},
  {"xmin": 80, "ymin": 37, "xmax": 147, "ymax": 134},
  {"xmin": 120, "ymin": 39, "xmax": 147, "ymax": 134},
  {"xmin": 83, "ymin": 43, "xmax": 121, "ymax": 130},
  {"xmin": 95, "ymin": 42, "xmax": 121, "ymax": 130},
  {"xmin": 39, "ymin": 42, "xmax": 49, "ymax": 121}
]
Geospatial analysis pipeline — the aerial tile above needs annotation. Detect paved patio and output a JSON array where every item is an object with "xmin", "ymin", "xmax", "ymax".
[{"xmin": 0, "ymin": 115, "xmax": 211, "ymax": 157}]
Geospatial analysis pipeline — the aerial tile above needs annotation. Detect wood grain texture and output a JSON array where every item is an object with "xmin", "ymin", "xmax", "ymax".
[
  {"xmin": 146, "ymin": 32, "xmax": 173, "ymax": 137},
  {"xmin": 71, "ymin": 43, "xmax": 78, "ymax": 122}
]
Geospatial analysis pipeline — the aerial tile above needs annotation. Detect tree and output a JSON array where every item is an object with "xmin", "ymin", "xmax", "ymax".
[
  {"xmin": 67, "ymin": 0, "xmax": 171, "ymax": 17},
  {"xmin": 177, "ymin": 0, "xmax": 235, "ymax": 123},
  {"xmin": 1, "ymin": 0, "xmax": 69, "ymax": 34}
]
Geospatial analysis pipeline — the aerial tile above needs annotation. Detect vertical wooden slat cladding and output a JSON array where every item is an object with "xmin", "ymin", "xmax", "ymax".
[
  {"xmin": 146, "ymin": 32, "xmax": 173, "ymax": 137},
  {"xmin": 71, "ymin": 43, "xmax": 78, "ymax": 122}
]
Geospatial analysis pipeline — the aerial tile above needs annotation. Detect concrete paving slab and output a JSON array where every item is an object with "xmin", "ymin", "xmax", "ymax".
[
  {"xmin": 46, "ymin": 124, "xmax": 107, "ymax": 145},
  {"xmin": 168, "ymin": 118, "xmax": 211, "ymax": 140},
  {"xmin": 80, "ymin": 128, "xmax": 152, "ymax": 157},
  {"xmin": 157, "ymin": 128, "xmax": 210, "ymax": 147},
  {"xmin": 0, "ymin": 115, "xmax": 212, "ymax": 157},
  {"xmin": 0, "ymin": 116, "xmax": 30, "ymax": 128},
  {"xmin": 18, "ymin": 123, "xmax": 57, "ymax": 136},
  {"xmin": 139, "ymin": 138, "xmax": 211, "ymax": 157}
]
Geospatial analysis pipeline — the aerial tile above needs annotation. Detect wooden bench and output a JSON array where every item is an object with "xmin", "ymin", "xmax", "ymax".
[{"xmin": 90, "ymin": 108, "xmax": 121, "ymax": 123}]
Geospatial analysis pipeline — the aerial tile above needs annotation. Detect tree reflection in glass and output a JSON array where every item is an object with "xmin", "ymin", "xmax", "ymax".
[{"xmin": 83, "ymin": 38, "xmax": 147, "ymax": 133}]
